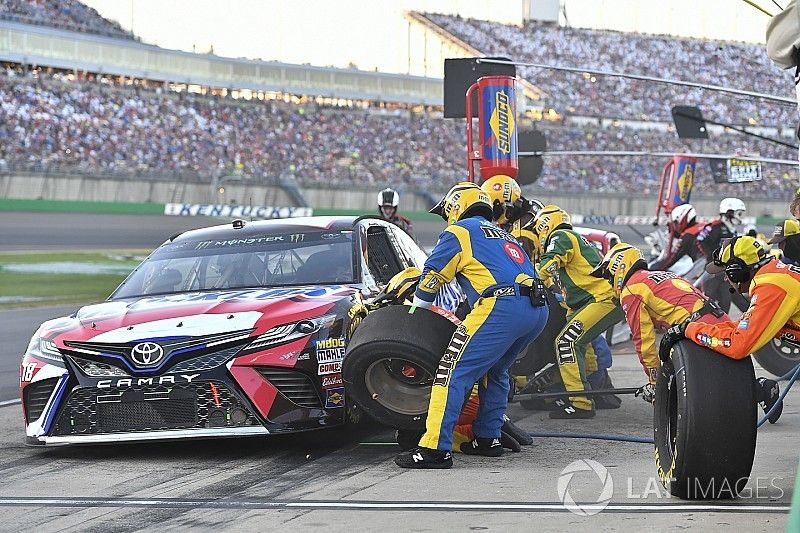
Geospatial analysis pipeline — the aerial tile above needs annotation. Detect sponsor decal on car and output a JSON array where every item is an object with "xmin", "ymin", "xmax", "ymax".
[
  {"xmin": 318, "ymin": 361, "xmax": 342, "ymax": 375},
  {"xmin": 321, "ymin": 374, "xmax": 343, "ymax": 389},
  {"xmin": 315, "ymin": 337, "xmax": 346, "ymax": 365},
  {"xmin": 325, "ymin": 387, "xmax": 345, "ymax": 409}
]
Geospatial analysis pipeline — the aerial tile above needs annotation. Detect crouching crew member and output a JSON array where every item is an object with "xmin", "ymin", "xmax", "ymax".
[
  {"xmin": 532, "ymin": 205, "xmax": 625, "ymax": 419},
  {"xmin": 394, "ymin": 182, "xmax": 549, "ymax": 469},
  {"xmin": 592, "ymin": 243, "xmax": 781, "ymax": 420}
]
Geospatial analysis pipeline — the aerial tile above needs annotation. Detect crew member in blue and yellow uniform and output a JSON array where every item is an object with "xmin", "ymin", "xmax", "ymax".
[
  {"xmin": 533, "ymin": 205, "xmax": 625, "ymax": 419},
  {"xmin": 394, "ymin": 182, "xmax": 549, "ymax": 469}
]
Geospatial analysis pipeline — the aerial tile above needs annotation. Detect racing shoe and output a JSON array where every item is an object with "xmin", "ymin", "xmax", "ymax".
[
  {"xmin": 587, "ymin": 370, "xmax": 622, "ymax": 410},
  {"xmin": 548, "ymin": 399, "xmax": 596, "ymax": 419},
  {"xmin": 395, "ymin": 446, "xmax": 453, "ymax": 469},
  {"xmin": 395, "ymin": 429, "xmax": 424, "ymax": 452},
  {"xmin": 757, "ymin": 377, "xmax": 783, "ymax": 424},
  {"xmin": 460, "ymin": 437, "xmax": 504, "ymax": 457},
  {"xmin": 502, "ymin": 415, "xmax": 533, "ymax": 446}
]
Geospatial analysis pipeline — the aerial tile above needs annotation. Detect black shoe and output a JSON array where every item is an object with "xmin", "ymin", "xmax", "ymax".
[
  {"xmin": 501, "ymin": 416, "xmax": 533, "ymax": 446},
  {"xmin": 549, "ymin": 399, "xmax": 596, "ymax": 419},
  {"xmin": 594, "ymin": 393, "xmax": 622, "ymax": 410},
  {"xmin": 520, "ymin": 397, "xmax": 554, "ymax": 411},
  {"xmin": 589, "ymin": 371, "xmax": 622, "ymax": 409},
  {"xmin": 395, "ymin": 446, "xmax": 453, "ymax": 469},
  {"xmin": 757, "ymin": 377, "xmax": 783, "ymax": 424},
  {"xmin": 460, "ymin": 437, "xmax": 503, "ymax": 457},
  {"xmin": 395, "ymin": 429, "xmax": 424, "ymax": 451}
]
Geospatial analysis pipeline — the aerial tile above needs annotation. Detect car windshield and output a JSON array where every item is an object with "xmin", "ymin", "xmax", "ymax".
[{"xmin": 111, "ymin": 230, "xmax": 356, "ymax": 299}]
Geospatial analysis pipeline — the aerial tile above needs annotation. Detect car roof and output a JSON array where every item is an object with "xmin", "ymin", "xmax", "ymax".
[{"xmin": 171, "ymin": 216, "xmax": 359, "ymax": 243}]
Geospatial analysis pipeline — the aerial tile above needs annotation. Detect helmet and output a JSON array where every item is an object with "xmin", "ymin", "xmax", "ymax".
[
  {"xmin": 743, "ymin": 224, "xmax": 758, "ymax": 238},
  {"xmin": 481, "ymin": 175, "xmax": 521, "ymax": 224},
  {"xmin": 719, "ymin": 197, "xmax": 746, "ymax": 225},
  {"xmin": 768, "ymin": 218, "xmax": 800, "ymax": 245},
  {"xmin": 705, "ymin": 235, "xmax": 770, "ymax": 286},
  {"xmin": 591, "ymin": 243, "xmax": 646, "ymax": 296},
  {"xmin": 532, "ymin": 204, "xmax": 571, "ymax": 245},
  {"xmin": 430, "ymin": 182, "xmax": 493, "ymax": 225},
  {"xmin": 383, "ymin": 266, "xmax": 421, "ymax": 303},
  {"xmin": 670, "ymin": 203, "xmax": 696, "ymax": 234},
  {"xmin": 378, "ymin": 188, "xmax": 399, "ymax": 219}
]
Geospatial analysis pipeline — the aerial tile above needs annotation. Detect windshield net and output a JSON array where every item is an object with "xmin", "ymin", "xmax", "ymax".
[{"xmin": 112, "ymin": 230, "xmax": 355, "ymax": 298}]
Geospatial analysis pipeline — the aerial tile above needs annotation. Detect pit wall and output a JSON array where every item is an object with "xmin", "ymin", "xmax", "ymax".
[{"xmin": 0, "ymin": 173, "xmax": 793, "ymax": 220}]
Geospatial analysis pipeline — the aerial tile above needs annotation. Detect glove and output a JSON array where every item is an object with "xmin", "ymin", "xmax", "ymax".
[
  {"xmin": 501, "ymin": 415, "xmax": 533, "ymax": 446},
  {"xmin": 659, "ymin": 320, "xmax": 689, "ymax": 362},
  {"xmin": 500, "ymin": 429, "xmax": 522, "ymax": 452},
  {"xmin": 636, "ymin": 383, "xmax": 656, "ymax": 404}
]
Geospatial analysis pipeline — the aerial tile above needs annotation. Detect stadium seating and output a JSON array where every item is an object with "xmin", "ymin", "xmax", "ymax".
[
  {"xmin": 0, "ymin": 69, "xmax": 794, "ymax": 195},
  {"xmin": 0, "ymin": 0, "xmax": 134, "ymax": 40},
  {"xmin": 423, "ymin": 13, "xmax": 796, "ymax": 128}
]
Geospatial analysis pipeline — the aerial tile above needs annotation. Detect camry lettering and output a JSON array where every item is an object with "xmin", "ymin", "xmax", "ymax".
[{"xmin": 96, "ymin": 373, "xmax": 200, "ymax": 389}]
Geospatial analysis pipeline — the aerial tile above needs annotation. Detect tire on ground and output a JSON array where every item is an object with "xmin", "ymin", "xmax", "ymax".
[
  {"xmin": 343, "ymin": 305, "xmax": 456, "ymax": 430},
  {"xmin": 654, "ymin": 339, "xmax": 757, "ymax": 499},
  {"xmin": 753, "ymin": 338, "xmax": 800, "ymax": 377},
  {"xmin": 511, "ymin": 293, "xmax": 565, "ymax": 376}
]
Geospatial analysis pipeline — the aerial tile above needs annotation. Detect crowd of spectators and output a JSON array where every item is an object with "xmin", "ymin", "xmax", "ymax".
[
  {"xmin": 0, "ymin": 0, "xmax": 134, "ymax": 40},
  {"xmin": 0, "ymin": 70, "xmax": 795, "ymax": 197},
  {"xmin": 424, "ymin": 13, "xmax": 796, "ymax": 128}
]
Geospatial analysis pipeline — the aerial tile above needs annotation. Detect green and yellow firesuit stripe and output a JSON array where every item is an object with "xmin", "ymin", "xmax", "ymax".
[{"xmin": 537, "ymin": 228, "xmax": 624, "ymax": 410}]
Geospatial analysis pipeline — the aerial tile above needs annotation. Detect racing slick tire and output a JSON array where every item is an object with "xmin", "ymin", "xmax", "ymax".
[
  {"xmin": 654, "ymin": 340, "xmax": 757, "ymax": 499},
  {"xmin": 753, "ymin": 338, "xmax": 800, "ymax": 378},
  {"xmin": 343, "ymin": 305, "xmax": 457, "ymax": 431},
  {"xmin": 511, "ymin": 293, "xmax": 566, "ymax": 376}
]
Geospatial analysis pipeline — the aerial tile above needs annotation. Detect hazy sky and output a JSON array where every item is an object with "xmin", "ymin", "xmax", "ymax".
[{"xmin": 82, "ymin": 0, "xmax": 777, "ymax": 74}]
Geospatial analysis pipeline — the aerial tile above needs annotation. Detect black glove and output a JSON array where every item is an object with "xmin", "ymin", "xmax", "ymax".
[
  {"xmin": 501, "ymin": 415, "xmax": 533, "ymax": 446},
  {"xmin": 500, "ymin": 429, "xmax": 522, "ymax": 452},
  {"xmin": 659, "ymin": 320, "xmax": 689, "ymax": 362}
]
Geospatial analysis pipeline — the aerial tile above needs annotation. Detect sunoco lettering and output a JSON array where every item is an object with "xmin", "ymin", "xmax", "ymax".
[
  {"xmin": 96, "ymin": 373, "xmax": 200, "ymax": 389},
  {"xmin": 496, "ymin": 92, "xmax": 511, "ymax": 154}
]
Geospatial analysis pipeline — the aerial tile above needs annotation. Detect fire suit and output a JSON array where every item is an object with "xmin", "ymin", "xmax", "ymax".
[
  {"xmin": 686, "ymin": 259, "xmax": 800, "ymax": 358},
  {"xmin": 415, "ymin": 216, "xmax": 548, "ymax": 451},
  {"xmin": 386, "ymin": 214, "xmax": 414, "ymax": 238},
  {"xmin": 621, "ymin": 269, "xmax": 727, "ymax": 384},
  {"xmin": 650, "ymin": 224, "xmax": 704, "ymax": 272},
  {"xmin": 696, "ymin": 218, "xmax": 749, "ymax": 313},
  {"xmin": 537, "ymin": 229, "xmax": 624, "ymax": 410}
]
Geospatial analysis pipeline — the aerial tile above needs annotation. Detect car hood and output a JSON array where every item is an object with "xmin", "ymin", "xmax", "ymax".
[{"xmin": 38, "ymin": 286, "xmax": 359, "ymax": 344}]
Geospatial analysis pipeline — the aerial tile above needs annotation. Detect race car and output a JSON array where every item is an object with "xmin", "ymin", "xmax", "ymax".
[{"xmin": 20, "ymin": 216, "xmax": 426, "ymax": 445}]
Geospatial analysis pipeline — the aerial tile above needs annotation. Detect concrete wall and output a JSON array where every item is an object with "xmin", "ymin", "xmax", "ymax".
[{"xmin": 0, "ymin": 173, "xmax": 792, "ymax": 218}]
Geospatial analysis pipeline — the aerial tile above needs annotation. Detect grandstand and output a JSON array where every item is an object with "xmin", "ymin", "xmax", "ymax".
[
  {"xmin": 0, "ymin": 1, "xmax": 796, "ymax": 209},
  {"xmin": 0, "ymin": 0, "xmax": 134, "ymax": 40}
]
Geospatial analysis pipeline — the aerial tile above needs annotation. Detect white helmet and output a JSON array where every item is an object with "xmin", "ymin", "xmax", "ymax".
[
  {"xmin": 719, "ymin": 197, "xmax": 746, "ymax": 225},
  {"xmin": 378, "ymin": 188, "xmax": 399, "ymax": 208},
  {"xmin": 670, "ymin": 203, "xmax": 697, "ymax": 233}
]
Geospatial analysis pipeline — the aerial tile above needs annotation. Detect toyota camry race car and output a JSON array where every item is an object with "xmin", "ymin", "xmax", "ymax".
[{"xmin": 20, "ymin": 216, "xmax": 429, "ymax": 445}]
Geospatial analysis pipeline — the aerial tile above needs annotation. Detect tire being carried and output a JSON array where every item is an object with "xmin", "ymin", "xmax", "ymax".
[
  {"xmin": 343, "ymin": 305, "xmax": 457, "ymax": 431},
  {"xmin": 654, "ymin": 339, "xmax": 757, "ymax": 499}
]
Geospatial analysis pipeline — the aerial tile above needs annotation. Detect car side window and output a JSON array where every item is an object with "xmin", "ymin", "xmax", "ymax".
[
  {"xmin": 390, "ymin": 223, "xmax": 429, "ymax": 268},
  {"xmin": 364, "ymin": 224, "xmax": 405, "ymax": 284}
]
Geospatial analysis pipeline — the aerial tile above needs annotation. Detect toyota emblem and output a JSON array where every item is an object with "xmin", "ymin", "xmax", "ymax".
[{"xmin": 130, "ymin": 342, "xmax": 165, "ymax": 366}]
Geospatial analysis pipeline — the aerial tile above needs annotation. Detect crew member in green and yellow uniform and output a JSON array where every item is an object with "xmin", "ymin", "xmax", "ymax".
[{"xmin": 532, "ymin": 205, "xmax": 625, "ymax": 418}]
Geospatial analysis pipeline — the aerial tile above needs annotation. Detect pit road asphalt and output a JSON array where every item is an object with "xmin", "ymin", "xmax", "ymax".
[{"xmin": 0, "ymin": 211, "xmax": 795, "ymax": 531}]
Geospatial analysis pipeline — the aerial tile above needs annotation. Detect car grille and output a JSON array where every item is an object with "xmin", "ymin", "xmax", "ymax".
[
  {"xmin": 72, "ymin": 357, "xmax": 129, "ymax": 377},
  {"xmin": 257, "ymin": 367, "xmax": 322, "ymax": 409},
  {"xmin": 24, "ymin": 378, "xmax": 59, "ymax": 422},
  {"xmin": 52, "ymin": 381, "xmax": 258, "ymax": 436},
  {"xmin": 170, "ymin": 346, "xmax": 240, "ymax": 373}
]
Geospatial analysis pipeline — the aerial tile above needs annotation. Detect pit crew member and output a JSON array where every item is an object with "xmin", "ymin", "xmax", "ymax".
[
  {"xmin": 394, "ymin": 182, "xmax": 548, "ymax": 469},
  {"xmin": 377, "ymin": 187, "xmax": 414, "ymax": 237},
  {"xmin": 592, "ymin": 242, "xmax": 782, "ymax": 420},
  {"xmin": 649, "ymin": 203, "xmax": 704, "ymax": 274},
  {"xmin": 481, "ymin": 176, "xmax": 619, "ymax": 410},
  {"xmin": 533, "ymin": 204, "xmax": 625, "ymax": 419},
  {"xmin": 768, "ymin": 219, "xmax": 800, "ymax": 266}
]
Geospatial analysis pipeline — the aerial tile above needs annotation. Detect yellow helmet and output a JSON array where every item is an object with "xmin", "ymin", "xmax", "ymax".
[
  {"xmin": 591, "ymin": 242, "xmax": 646, "ymax": 296},
  {"xmin": 430, "ymin": 182, "xmax": 493, "ymax": 225},
  {"xmin": 481, "ymin": 175, "xmax": 521, "ymax": 224},
  {"xmin": 705, "ymin": 236, "xmax": 770, "ymax": 285},
  {"xmin": 384, "ymin": 266, "xmax": 421, "ymax": 302},
  {"xmin": 532, "ymin": 204, "xmax": 571, "ymax": 244}
]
